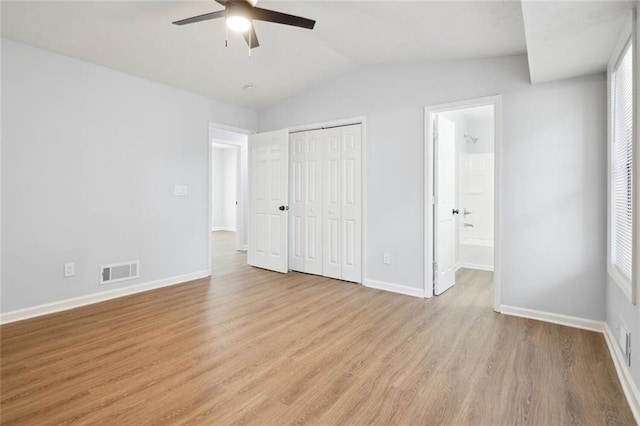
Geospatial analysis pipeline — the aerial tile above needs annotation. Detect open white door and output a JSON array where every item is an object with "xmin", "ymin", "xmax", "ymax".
[
  {"xmin": 248, "ymin": 129, "xmax": 289, "ymax": 273},
  {"xmin": 434, "ymin": 114, "xmax": 456, "ymax": 295}
]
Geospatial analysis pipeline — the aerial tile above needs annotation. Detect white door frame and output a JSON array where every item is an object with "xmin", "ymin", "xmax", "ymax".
[
  {"xmin": 424, "ymin": 96, "xmax": 502, "ymax": 312},
  {"xmin": 288, "ymin": 116, "xmax": 367, "ymax": 284},
  {"xmin": 208, "ymin": 122, "xmax": 254, "ymax": 275}
]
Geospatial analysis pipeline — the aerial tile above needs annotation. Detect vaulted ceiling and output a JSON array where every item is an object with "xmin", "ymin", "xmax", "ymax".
[{"xmin": 1, "ymin": 1, "xmax": 635, "ymax": 109}]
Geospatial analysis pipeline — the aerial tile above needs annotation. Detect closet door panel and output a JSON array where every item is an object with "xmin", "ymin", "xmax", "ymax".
[
  {"xmin": 304, "ymin": 132, "xmax": 323, "ymax": 274},
  {"xmin": 322, "ymin": 128, "xmax": 343, "ymax": 279},
  {"xmin": 340, "ymin": 125, "xmax": 362, "ymax": 283},
  {"xmin": 289, "ymin": 132, "xmax": 305, "ymax": 272}
]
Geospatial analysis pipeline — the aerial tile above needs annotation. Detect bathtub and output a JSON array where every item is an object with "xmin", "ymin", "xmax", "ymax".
[{"xmin": 459, "ymin": 238, "xmax": 494, "ymax": 271}]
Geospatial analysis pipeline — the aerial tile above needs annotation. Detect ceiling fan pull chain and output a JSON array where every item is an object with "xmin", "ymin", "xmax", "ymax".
[{"xmin": 225, "ymin": 15, "xmax": 229, "ymax": 47}]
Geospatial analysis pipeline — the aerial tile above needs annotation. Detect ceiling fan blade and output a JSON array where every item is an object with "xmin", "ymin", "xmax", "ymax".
[
  {"xmin": 251, "ymin": 7, "xmax": 315, "ymax": 30},
  {"xmin": 243, "ymin": 27, "xmax": 260, "ymax": 49},
  {"xmin": 214, "ymin": 0, "xmax": 227, "ymax": 5},
  {"xmin": 172, "ymin": 10, "xmax": 225, "ymax": 26}
]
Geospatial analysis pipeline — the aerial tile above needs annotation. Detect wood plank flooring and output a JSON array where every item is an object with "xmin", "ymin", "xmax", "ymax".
[{"xmin": 0, "ymin": 232, "xmax": 634, "ymax": 424}]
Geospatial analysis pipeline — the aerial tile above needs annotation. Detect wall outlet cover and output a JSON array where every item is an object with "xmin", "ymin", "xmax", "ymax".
[{"xmin": 64, "ymin": 263, "xmax": 75, "ymax": 277}]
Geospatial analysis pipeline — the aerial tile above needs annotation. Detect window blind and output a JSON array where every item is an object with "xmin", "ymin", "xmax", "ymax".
[{"xmin": 611, "ymin": 40, "xmax": 634, "ymax": 283}]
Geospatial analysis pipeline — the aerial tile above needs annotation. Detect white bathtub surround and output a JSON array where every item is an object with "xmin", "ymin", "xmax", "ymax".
[
  {"xmin": 442, "ymin": 105, "xmax": 495, "ymax": 272},
  {"xmin": 459, "ymin": 152, "xmax": 494, "ymax": 270},
  {"xmin": 460, "ymin": 238, "xmax": 494, "ymax": 271}
]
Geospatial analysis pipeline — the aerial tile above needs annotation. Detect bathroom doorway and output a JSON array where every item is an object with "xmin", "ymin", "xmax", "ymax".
[{"xmin": 424, "ymin": 96, "xmax": 502, "ymax": 311}]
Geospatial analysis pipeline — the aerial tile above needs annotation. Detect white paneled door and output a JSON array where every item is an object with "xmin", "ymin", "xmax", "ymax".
[
  {"xmin": 289, "ymin": 132, "xmax": 305, "ymax": 273},
  {"xmin": 288, "ymin": 124, "xmax": 362, "ymax": 283},
  {"xmin": 322, "ymin": 127, "xmax": 342, "ymax": 280},
  {"xmin": 248, "ymin": 129, "xmax": 289, "ymax": 273},
  {"xmin": 434, "ymin": 115, "xmax": 456, "ymax": 295},
  {"xmin": 304, "ymin": 130, "xmax": 324, "ymax": 275},
  {"xmin": 338, "ymin": 125, "xmax": 362, "ymax": 283}
]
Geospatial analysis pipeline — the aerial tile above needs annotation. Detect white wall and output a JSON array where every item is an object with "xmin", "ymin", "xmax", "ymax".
[
  {"xmin": 211, "ymin": 148, "xmax": 225, "ymax": 229},
  {"xmin": 1, "ymin": 39, "xmax": 257, "ymax": 313},
  {"xmin": 258, "ymin": 55, "xmax": 607, "ymax": 321},
  {"xmin": 223, "ymin": 148, "xmax": 237, "ymax": 229},
  {"xmin": 211, "ymin": 146, "xmax": 237, "ymax": 231},
  {"xmin": 501, "ymin": 77, "xmax": 606, "ymax": 319}
]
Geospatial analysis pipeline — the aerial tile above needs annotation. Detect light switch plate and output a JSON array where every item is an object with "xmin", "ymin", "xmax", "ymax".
[{"xmin": 174, "ymin": 185, "xmax": 188, "ymax": 196}]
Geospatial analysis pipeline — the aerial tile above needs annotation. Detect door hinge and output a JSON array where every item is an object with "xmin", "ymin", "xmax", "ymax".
[
  {"xmin": 432, "ymin": 195, "xmax": 438, "ymax": 205},
  {"xmin": 433, "ymin": 261, "xmax": 438, "ymax": 273}
]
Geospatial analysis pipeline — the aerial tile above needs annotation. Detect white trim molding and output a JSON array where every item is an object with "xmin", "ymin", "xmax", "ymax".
[
  {"xmin": 604, "ymin": 323, "xmax": 640, "ymax": 423},
  {"xmin": 364, "ymin": 279, "xmax": 425, "ymax": 298},
  {"xmin": 0, "ymin": 270, "xmax": 210, "ymax": 325},
  {"xmin": 500, "ymin": 305, "xmax": 605, "ymax": 333}
]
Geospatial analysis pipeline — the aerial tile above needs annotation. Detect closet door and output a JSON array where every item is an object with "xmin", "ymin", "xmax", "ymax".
[
  {"xmin": 304, "ymin": 131, "xmax": 323, "ymax": 275},
  {"xmin": 322, "ymin": 128, "xmax": 343, "ymax": 280},
  {"xmin": 340, "ymin": 125, "xmax": 362, "ymax": 283},
  {"xmin": 289, "ymin": 132, "xmax": 305, "ymax": 272}
]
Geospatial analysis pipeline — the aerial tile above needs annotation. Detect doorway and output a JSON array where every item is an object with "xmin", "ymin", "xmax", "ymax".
[
  {"xmin": 209, "ymin": 124, "xmax": 251, "ymax": 275},
  {"xmin": 425, "ymin": 96, "xmax": 502, "ymax": 311}
]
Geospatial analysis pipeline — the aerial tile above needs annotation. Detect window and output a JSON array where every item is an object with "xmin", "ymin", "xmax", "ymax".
[{"xmin": 609, "ymin": 36, "xmax": 635, "ymax": 301}]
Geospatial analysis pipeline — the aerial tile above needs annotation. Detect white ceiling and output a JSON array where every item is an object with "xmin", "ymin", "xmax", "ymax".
[
  {"xmin": 522, "ymin": 0, "xmax": 636, "ymax": 84},
  {"xmin": 1, "ymin": 1, "xmax": 635, "ymax": 109}
]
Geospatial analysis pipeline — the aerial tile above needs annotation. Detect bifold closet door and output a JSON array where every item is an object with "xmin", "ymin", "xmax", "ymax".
[
  {"xmin": 338, "ymin": 124, "xmax": 362, "ymax": 283},
  {"xmin": 289, "ymin": 132, "xmax": 305, "ymax": 272},
  {"xmin": 289, "ymin": 131, "xmax": 323, "ymax": 275},
  {"xmin": 289, "ymin": 124, "xmax": 362, "ymax": 283},
  {"xmin": 322, "ymin": 125, "xmax": 362, "ymax": 283},
  {"xmin": 322, "ymin": 128, "xmax": 342, "ymax": 280}
]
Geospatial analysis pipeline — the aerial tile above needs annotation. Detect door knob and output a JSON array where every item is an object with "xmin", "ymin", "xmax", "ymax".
[
  {"xmin": 279, "ymin": 205, "xmax": 289, "ymax": 211},
  {"xmin": 452, "ymin": 209, "xmax": 459, "ymax": 215}
]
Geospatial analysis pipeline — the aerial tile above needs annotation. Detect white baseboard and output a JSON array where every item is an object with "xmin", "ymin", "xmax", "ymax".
[
  {"xmin": 241, "ymin": 245, "xmax": 248, "ymax": 252},
  {"xmin": 604, "ymin": 323, "xmax": 640, "ymax": 423},
  {"xmin": 0, "ymin": 270, "xmax": 210, "ymax": 325},
  {"xmin": 460, "ymin": 263, "xmax": 494, "ymax": 272},
  {"xmin": 364, "ymin": 279, "xmax": 424, "ymax": 298},
  {"xmin": 500, "ymin": 305, "xmax": 605, "ymax": 333},
  {"xmin": 211, "ymin": 227, "xmax": 236, "ymax": 232}
]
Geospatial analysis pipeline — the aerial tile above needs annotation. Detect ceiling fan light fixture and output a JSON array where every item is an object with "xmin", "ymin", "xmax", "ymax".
[{"xmin": 227, "ymin": 15, "xmax": 251, "ymax": 33}]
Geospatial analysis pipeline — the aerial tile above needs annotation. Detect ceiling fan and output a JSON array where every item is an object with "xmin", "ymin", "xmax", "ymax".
[{"xmin": 172, "ymin": 0, "xmax": 316, "ymax": 50}]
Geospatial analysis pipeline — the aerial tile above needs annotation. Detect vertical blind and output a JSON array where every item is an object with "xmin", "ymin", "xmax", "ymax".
[{"xmin": 611, "ymin": 40, "xmax": 634, "ymax": 283}]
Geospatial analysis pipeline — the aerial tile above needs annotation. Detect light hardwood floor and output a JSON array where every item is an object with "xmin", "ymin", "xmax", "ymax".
[{"xmin": 0, "ymin": 232, "xmax": 634, "ymax": 424}]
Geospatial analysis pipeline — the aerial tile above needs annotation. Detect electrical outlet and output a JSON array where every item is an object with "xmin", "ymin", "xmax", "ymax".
[
  {"xmin": 64, "ymin": 263, "xmax": 75, "ymax": 278},
  {"xmin": 383, "ymin": 253, "xmax": 391, "ymax": 265}
]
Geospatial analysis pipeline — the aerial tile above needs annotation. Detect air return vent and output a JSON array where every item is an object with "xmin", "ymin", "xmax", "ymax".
[{"xmin": 100, "ymin": 261, "xmax": 140, "ymax": 285}]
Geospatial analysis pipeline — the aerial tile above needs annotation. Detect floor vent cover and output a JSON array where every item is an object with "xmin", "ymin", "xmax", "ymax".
[{"xmin": 100, "ymin": 261, "xmax": 140, "ymax": 285}]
